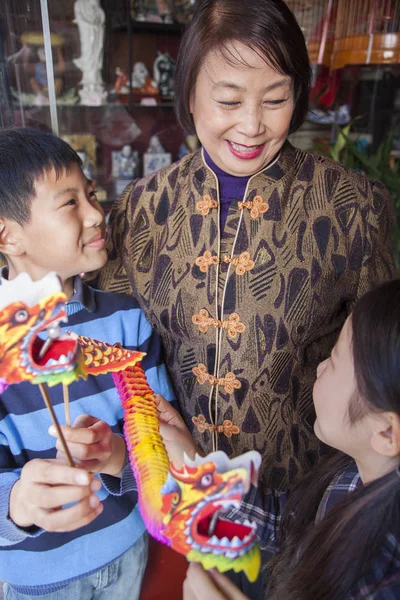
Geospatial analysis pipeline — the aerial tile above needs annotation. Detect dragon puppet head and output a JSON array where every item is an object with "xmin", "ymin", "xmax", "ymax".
[
  {"xmin": 0, "ymin": 272, "xmax": 84, "ymax": 390},
  {"xmin": 160, "ymin": 450, "xmax": 262, "ymax": 582}
]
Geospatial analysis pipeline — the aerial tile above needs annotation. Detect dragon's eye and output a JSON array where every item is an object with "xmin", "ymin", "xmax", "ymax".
[
  {"xmin": 199, "ymin": 473, "xmax": 213, "ymax": 489},
  {"xmin": 12, "ymin": 309, "xmax": 29, "ymax": 325}
]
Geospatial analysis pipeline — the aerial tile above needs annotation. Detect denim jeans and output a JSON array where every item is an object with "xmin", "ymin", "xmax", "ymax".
[{"xmin": 4, "ymin": 532, "xmax": 148, "ymax": 600}]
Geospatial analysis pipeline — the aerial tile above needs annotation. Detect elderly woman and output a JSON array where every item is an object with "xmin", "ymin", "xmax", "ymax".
[{"xmin": 97, "ymin": 0, "xmax": 395, "ymax": 495}]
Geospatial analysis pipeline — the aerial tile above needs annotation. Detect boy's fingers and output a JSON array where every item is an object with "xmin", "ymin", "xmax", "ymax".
[
  {"xmin": 55, "ymin": 438, "xmax": 110, "ymax": 461},
  {"xmin": 28, "ymin": 482, "xmax": 99, "ymax": 510},
  {"xmin": 35, "ymin": 497, "xmax": 103, "ymax": 532},
  {"xmin": 23, "ymin": 459, "xmax": 92, "ymax": 487},
  {"xmin": 49, "ymin": 419, "xmax": 109, "ymax": 445},
  {"xmin": 72, "ymin": 414, "xmax": 98, "ymax": 429}
]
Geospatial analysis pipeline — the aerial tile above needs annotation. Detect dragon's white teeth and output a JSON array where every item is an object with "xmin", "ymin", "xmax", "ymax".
[
  {"xmin": 243, "ymin": 519, "xmax": 252, "ymax": 527},
  {"xmin": 243, "ymin": 532, "xmax": 253, "ymax": 544},
  {"xmin": 209, "ymin": 535, "xmax": 219, "ymax": 546},
  {"xmin": 231, "ymin": 536, "xmax": 242, "ymax": 548},
  {"xmin": 220, "ymin": 537, "xmax": 230, "ymax": 546},
  {"xmin": 45, "ymin": 358, "xmax": 58, "ymax": 367},
  {"xmin": 184, "ymin": 527, "xmax": 190, "ymax": 536},
  {"xmin": 44, "ymin": 353, "xmax": 72, "ymax": 367},
  {"xmin": 225, "ymin": 550, "xmax": 238, "ymax": 559}
]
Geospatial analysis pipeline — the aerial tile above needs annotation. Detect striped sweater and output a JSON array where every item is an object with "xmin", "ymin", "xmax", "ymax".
[{"xmin": 0, "ymin": 276, "xmax": 175, "ymax": 592}]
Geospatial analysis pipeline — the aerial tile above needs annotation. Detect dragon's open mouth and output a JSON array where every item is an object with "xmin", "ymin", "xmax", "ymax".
[
  {"xmin": 194, "ymin": 503, "xmax": 257, "ymax": 557},
  {"xmin": 31, "ymin": 329, "xmax": 78, "ymax": 370}
]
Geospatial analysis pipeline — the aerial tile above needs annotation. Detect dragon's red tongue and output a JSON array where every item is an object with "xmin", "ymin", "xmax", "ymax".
[
  {"xmin": 198, "ymin": 515, "xmax": 251, "ymax": 541},
  {"xmin": 33, "ymin": 337, "xmax": 76, "ymax": 366}
]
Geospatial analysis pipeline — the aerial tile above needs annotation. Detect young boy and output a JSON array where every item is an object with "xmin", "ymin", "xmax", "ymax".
[{"xmin": 0, "ymin": 128, "xmax": 175, "ymax": 599}]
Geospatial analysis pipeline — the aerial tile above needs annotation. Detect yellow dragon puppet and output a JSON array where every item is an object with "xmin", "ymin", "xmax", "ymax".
[{"xmin": 0, "ymin": 272, "xmax": 261, "ymax": 582}]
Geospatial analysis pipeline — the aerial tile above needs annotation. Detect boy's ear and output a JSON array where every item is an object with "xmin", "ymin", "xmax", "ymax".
[
  {"xmin": 370, "ymin": 412, "xmax": 400, "ymax": 458},
  {"xmin": 0, "ymin": 218, "xmax": 24, "ymax": 257}
]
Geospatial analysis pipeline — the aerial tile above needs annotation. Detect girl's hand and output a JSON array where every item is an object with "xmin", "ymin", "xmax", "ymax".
[
  {"xmin": 155, "ymin": 394, "xmax": 198, "ymax": 469},
  {"xmin": 183, "ymin": 563, "xmax": 249, "ymax": 600}
]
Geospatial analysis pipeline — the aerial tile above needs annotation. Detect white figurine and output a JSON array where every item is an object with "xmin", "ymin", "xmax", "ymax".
[
  {"xmin": 73, "ymin": 0, "xmax": 107, "ymax": 106},
  {"xmin": 143, "ymin": 135, "xmax": 171, "ymax": 175},
  {"xmin": 131, "ymin": 62, "xmax": 149, "ymax": 89},
  {"xmin": 147, "ymin": 134, "xmax": 165, "ymax": 153},
  {"xmin": 112, "ymin": 145, "xmax": 138, "ymax": 179},
  {"xmin": 76, "ymin": 150, "xmax": 94, "ymax": 180}
]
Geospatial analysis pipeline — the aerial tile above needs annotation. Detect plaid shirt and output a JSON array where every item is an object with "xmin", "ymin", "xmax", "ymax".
[{"xmin": 228, "ymin": 463, "xmax": 400, "ymax": 598}]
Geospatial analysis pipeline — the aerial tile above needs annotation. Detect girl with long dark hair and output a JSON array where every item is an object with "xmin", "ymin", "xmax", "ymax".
[{"xmin": 158, "ymin": 279, "xmax": 400, "ymax": 599}]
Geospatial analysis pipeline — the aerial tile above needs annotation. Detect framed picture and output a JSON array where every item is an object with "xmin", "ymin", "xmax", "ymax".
[
  {"xmin": 143, "ymin": 152, "xmax": 172, "ymax": 176},
  {"xmin": 62, "ymin": 134, "xmax": 96, "ymax": 167}
]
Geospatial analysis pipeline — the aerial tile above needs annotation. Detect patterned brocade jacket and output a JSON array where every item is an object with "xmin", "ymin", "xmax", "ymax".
[{"xmin": 97, "ymin": 142, "xmax": 395, "ymax": 490}]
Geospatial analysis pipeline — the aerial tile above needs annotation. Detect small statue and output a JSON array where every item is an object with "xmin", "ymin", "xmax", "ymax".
[
  {"xmin": 143, "ymin": 135, "xmax": 171, "ymax": 175},
  {"xmin": 147, "ymin": 134, "xmax": 165, "ymax": 154},
  {"xmin": 113, "ymin": 67, "xmax": 129, "ymax": 94},
  {"xmin": 73, "ymin": 0, "xmax": 107, "ymax": 106},
  {"xmin": 20, "ymin": 32, "xmax": 65, "ymax": 105},
  {"xmin": 132, "ymin": 62, "xmax": 149, "ymax": 89},
  {"xmin": 76, "ymin": 150, "xmax": 94, "ymax": 180},
  {"xmin": 153, "ymin": 51, "xmax": 176, "ymax": 99},
  {"xmin": 112, "ymin": 145, "xmax": 139, "ymax": 179},
  {"xmin": 156, "ymin": 0, "xmax": 173, "ymax": 23},
  {"xmin": 132, "ymin": 62, "xmax": 159, "ymax": 98},
  {"xmin": 131, "ymin": 0, "xmax": 148, "ymax": 21}
]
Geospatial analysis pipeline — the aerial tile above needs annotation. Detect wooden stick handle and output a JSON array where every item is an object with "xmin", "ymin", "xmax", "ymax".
[
  {"xmin": 38, "ymin": 383, "xmax": 75, "ymax": 467},
  {"xmin": 63, "ymin": 384, "xmax": 71, "ymax": 427}
]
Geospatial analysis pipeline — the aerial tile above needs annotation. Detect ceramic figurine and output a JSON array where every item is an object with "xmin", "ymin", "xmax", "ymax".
[
  {"xmin": 153, "ymin": 51, "xmax": 175, "ymax": 99},
  {"xmin": 143, "ymin": 135, "xmax": 171, "ymax": 175},
  {"xmin": 113, "ymin": 67, "xmax": 129, "ymax": 94},
  {"xmin": 76, "ymin": 150, "xmax": 94, "ymax": 181},
  {"xmin": 20, "ymin": 32, "xmax": 65, "ymax": 105},
  {"xmin": 156, "ymin": 0, "xmax": 173, "ymax": 23},
  {"xmin": 112, "ymin": 145, "xmax": 139, "ymax": 179},
  {"xmin": 131, "ymin": 62, "xmax": 159, "ymax": 98},
  {"xmin": 73, "ymin": 0, "xmax": 107, "ymax": 106}
]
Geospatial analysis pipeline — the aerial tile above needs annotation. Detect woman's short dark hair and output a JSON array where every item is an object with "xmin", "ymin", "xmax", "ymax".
[{"xmin": 175, "ymin": 0, "xmax": 311, "ymax": 135}]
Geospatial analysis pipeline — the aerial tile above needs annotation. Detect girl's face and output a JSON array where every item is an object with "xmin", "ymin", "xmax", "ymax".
[
  {"xmin": 313, "ymin": 318, "xmax": 375, "ymax": 459},
  {"xmin": 190, "ymin": 42, "xmax": 295, "ymax": 176}
]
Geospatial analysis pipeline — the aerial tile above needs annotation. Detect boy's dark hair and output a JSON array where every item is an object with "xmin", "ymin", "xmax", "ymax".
[
  {"xmin": 175, "ymin": 0, "xmax": 311, "ymax": 136},
  {"xmin": 0, "ymin": 128, "xmax": 82, "ymax": 225}
]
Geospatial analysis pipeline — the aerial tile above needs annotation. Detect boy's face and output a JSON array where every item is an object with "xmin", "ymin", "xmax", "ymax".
[{"xmin": 8, "ymin": 163, "xmax": 107, "ymax": 282}]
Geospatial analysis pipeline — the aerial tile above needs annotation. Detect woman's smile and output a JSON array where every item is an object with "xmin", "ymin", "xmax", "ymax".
[{"xmin": 227, "ymin": 140, "xmax": 265, "ymax": 160}]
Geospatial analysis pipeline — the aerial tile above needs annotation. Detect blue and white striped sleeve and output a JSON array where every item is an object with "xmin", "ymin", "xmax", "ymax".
[{"xmin": 0, "ymin": 427, "xmax": 42, "ymax": 545}]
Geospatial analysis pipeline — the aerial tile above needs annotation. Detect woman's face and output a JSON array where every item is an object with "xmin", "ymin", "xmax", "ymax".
[
  {"xmin": 190, "ymin": 42, "xmax": 295, "ymax": 176},
  {"xmin": 313, "ymin": 318, "xmax": 374, "ymax": 459}
]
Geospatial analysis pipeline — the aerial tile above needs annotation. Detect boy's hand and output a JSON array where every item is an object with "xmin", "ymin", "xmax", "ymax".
[
  {"xmin": 155, "ymin": 394, "xmax": 199, "ymax": 469},
  {"xmin": 9, "ymin": 459, "xmax": 103, "ymax": 532},
  {"xmin": 50, "ymin": 414, "xmax": 126, "ymax": 478}
]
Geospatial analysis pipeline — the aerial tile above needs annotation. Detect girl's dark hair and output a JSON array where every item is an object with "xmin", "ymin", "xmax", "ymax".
[
  {"xmin": 0, "ymin": 128, "xmax": 82, "ymax": 225},
  {"xmin": 175, "ymin": 0, "xmax": 311, "ymax": 135},
  {"xmin": 268, "ymin": 279, "xmax": 400, "ymax": 600}
]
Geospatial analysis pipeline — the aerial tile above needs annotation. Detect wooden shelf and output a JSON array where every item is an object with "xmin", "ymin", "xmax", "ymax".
[
  {"xmin": 14, "ymin": 102, "xmax": 175, "ymax": 110},
  {"xmin": 113, "ymin": 20, "xmax": 183, "ymax": 35}
]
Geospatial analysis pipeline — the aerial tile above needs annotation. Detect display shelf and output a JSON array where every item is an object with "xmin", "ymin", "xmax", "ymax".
[
  {"xmin": 114, "ymin": 20, "xmax": 183, "ymax": 35},
  {"xmin": 13, "ymin": 101, "xmax": 175, "ymax": 110}
]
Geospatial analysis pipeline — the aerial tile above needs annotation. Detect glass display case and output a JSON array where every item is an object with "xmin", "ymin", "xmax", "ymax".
[{"xmin": 0, "ymin": 0, "xmax": 192, "ymax": 209}]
